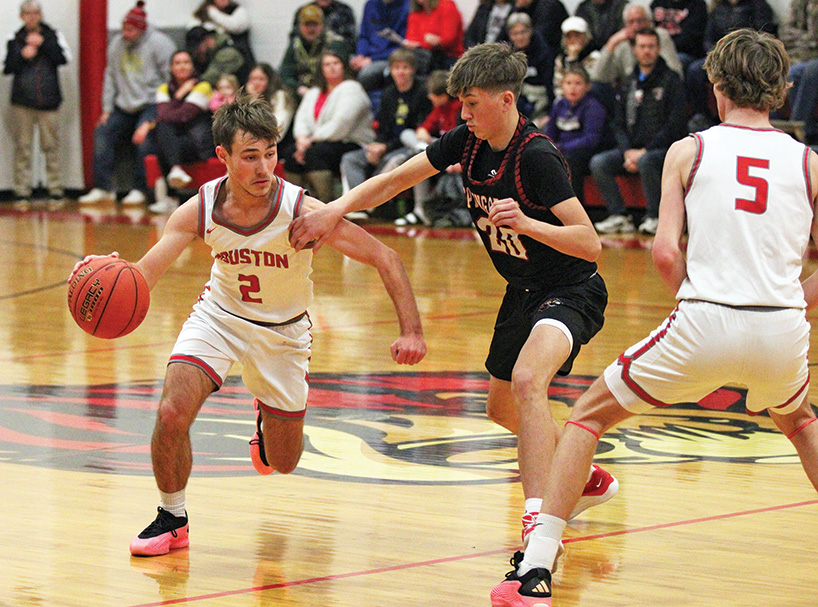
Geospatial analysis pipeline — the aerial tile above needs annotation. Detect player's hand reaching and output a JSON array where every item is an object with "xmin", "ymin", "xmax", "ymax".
[
  {"xmin": 488, "ymin": 198, "xmax": 532, "ymax": 235},
  {"xmin": 288, "ymin": 204, "xmax": 344, "ymax": 251},
  {"xmin": 390, "ymin": 333, "xmax": 427, "ymax": 365},
  {"xmin": 68, "ymin": 251, "xmax": 119, "ymax": 283}
]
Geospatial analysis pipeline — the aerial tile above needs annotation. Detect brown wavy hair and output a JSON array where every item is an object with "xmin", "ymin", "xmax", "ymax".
[{"xmin": 703, "ymin": 29, "xmax": 790, "ymax": 112}]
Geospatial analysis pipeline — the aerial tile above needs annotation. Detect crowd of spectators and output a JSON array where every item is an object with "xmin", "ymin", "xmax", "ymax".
[{"xmin": 12, "ymin": 0, "xmax": 812, "ymax": 233}]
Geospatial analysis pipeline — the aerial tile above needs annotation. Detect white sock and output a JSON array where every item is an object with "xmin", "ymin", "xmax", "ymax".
[
  {"xmin": 525, "ymin": 498, "xmax": 543, "ymax": 514},
  {"xmin": 519, "ymin": 513, "xmax": 566, "ymax": 575},
  {"xmin": 160, "ymin": 489, "xmax": 186, "ymax": 518}
]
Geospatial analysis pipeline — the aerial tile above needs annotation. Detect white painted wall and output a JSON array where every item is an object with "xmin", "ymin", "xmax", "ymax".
[{"xmin": 0, "ymin": 0, "xmax": 792, "ymax": 192}]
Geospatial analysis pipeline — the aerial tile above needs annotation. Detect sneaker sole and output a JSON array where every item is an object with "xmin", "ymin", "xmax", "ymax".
[
  {"xmin": 490, "ymin": 581, "xmax": 552, "ymax": 607},
  {"xmin": 570, "ymin": 476, "xmax": 619, "ymax": 520},
  {"xmin": 129, "ymin": 525, "xmax": 190, "ymax": 557},
  {"xmin": 250, "ymin": 400, "xmax": 274, "ymax": 475}
]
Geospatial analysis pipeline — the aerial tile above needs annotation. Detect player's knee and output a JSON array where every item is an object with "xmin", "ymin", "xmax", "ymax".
[
  {"xmin": 155, "ymin": 398, "xmax": 195, "ymax": 436},
  {"xmin": 510, "ymin": 365, "xmax": 552, "ymax": 405}
]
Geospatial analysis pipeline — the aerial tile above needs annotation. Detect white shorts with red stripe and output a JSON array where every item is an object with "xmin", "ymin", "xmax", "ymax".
[
  {"xmin": 169, "ymin": 295, "xmax": 312, "ymax": 419},
  {"xmin": 604, "ymin": 299, "xmax": 810, "ymax": 416}
]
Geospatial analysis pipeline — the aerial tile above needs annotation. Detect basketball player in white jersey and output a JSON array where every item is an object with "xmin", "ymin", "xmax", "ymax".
[
  {"xmin": 69, "ymin": 94, "xmax": 427, "ymax": 557},
  {"xmin": 489, "ymin": 29, "xmax": 818, "ymax": 606}
]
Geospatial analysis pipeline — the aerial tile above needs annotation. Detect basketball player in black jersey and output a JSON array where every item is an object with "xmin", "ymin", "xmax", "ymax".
[{"xmin": 290, "ymin": 41, "xmax": 619, "ymax": 570}]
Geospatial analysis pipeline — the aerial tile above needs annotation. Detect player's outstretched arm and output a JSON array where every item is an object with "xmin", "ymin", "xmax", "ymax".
[
  {"xmin": 801, "ymin": 150, "xmax": 818, "ymax": 309},
  {"xmin": 288, "ymin": 152, "xmax": 439, "ymax": 251},
  {"xmin": 133, "ymin": 195, "xmax": 201, "ymax": 290},
  {"xmin": 299, "ymin": 195, "xmax": 426, "ymax": 365},
  {"xmin": 652, "ymin": 136, "xmax": 695, "ymax": 294}
]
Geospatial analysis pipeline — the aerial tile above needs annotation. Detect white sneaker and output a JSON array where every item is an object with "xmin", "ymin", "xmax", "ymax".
[
  {"xmin": 78, "ymin": 188, "xmax": 115, "ymax": 204},
  {"xmin": 638, "ymin": 216, "xmax": 659, "ymax": 235},
  {"xmin": 394, "ymin": 212, "xmax": 422, "ymax": 226},
  {"xmin": 594, "ymin": 214, "xmax": 635, "ymax": 234},
  {"xmin": 167, "ymin": 166, "xmax": 193, "ymax": 189},
  {"xmin": 121, "ymin": 189, "xmax": 147, "ymax": 205},
  {"xmin": 148, "ymin": 197, "xmax": 178, "ymax": 214}
]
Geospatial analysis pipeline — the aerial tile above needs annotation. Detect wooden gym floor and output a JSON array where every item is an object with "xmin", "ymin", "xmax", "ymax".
[{"xmin": 1, "ymin": 200, "xmax": 816, "ymax": 606}]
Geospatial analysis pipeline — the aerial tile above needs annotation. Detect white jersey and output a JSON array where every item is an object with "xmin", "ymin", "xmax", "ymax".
[
  {"xmin": 677, "ymin": 124, "xmax": 813, "ymax": 308},
  {"xmin": 197, "ymin": 176, "xmax": 313, "ymax": 323}
]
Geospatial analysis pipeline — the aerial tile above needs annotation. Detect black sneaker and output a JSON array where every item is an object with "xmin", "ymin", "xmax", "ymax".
[
  {"xmin": 490, "ymin": 551, "xmax": 552, "ymax": 606},
  {"xmin": 129, "ymin": 507, "xmax": 189, "ymax": 556},
  {"xmin": 249, "ymin": 398, "xmax": 273, "ymax": 474}
]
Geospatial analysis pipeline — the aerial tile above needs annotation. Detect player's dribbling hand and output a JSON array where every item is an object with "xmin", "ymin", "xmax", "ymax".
[
  {"xmin": 488, "ymin": 198, "xmax": 529, "ymax": 234},
  {"xmin": 288, "ymin": 205, "xmax": 343, "ymax": 251},
  {"xmin": 68, "ymin": 251, "xmax": 119, "ymax": 283},
  {"xmin": 390, "ymin": 334, "xmax": 427, "ymax": 365}
]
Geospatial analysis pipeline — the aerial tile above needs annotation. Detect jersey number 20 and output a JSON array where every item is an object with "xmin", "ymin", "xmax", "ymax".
[{"xmin": 735, "ymin": 156, "xmax": 769, "ymax": 214}]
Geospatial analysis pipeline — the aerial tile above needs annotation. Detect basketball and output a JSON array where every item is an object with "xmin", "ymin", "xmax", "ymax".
[{"xmin": 67, "ymin": 256, "xmax": 150, "ymax": 339}]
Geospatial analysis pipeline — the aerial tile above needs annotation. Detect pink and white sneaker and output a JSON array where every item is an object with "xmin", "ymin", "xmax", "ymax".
[
  {"xmin": 570, "ymin": 464, "xmax": 618, "ymax": 520},
  {"xmin": 249, "ymin": 399, "xmax": 273, "ymax": 475},
  {"xmin": 129, "ymin": 507, "xmax": 189, "ymax": 556}
]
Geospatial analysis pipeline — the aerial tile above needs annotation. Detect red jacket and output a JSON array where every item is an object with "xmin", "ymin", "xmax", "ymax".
[{"xmin": 406, "ymin": 0, "xmax": 464, "ymax": 59}]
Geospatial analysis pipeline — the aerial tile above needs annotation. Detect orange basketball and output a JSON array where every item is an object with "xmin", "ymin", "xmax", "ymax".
[{"xmin": 67, "ymin": 256, "xmax": 150, "ymax": 339}]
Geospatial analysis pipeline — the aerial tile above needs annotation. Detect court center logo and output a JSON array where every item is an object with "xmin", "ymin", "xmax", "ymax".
[{"xmin": 0, "ymin": 372, "xmax": 805, "ymax": 482}]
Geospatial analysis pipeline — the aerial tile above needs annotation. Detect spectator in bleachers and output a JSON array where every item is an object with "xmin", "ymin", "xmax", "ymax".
[
  {"xmin": 79, "ymin": 1, "xmax": 175, "ymax": 206},
  {"xmin": 552, "ymin": 16, "xmax": 598, "ymax": 101},
  {"xmin": 544, "ymin": 66, "xmax": 607, "ymax": 204},
  {"xmin": 591, "ymin": 28, "xmax": 686, "ymax": 236},
  {"xmin": 209, "ymin": 73, "xmax": 238, "ymax": 112},
  {"xmin": 392, "ymin": 69, "xmax": 463, "ymax": 225},
  {"xmin": 506, "ymin": 13, "xmax": 554, "ymax": 125},
  {"xmin": 3, "ymin": 0, "xmax": 71, "ymax": 208},
  {"xmin": 246, "ymin": 63, "xmax": 296, "ymax": 144},
  {"xmin": 403, "ymin": 0, "xmax": 464, "ymax": 73},
  {"xmin": 191, "ymin": 0, "xmax": 255, "ymax": 82},
  {"xmin": 464, "ymin": 0, "xmax": 515, "ymax": 49},
  {"xmin": 510, "ymin": 0, "xmax": 569, "ymax": 56},
  {"xmin": 186, "ymin": 25, "xmax": 246, "ymax": 87},
  {"xmin": 651, "ymin": 0, "xmax": 707, "ymax": 71},
  {"xmin": 291, "ymin": 0, "xmax": 358, "ymax": 53},
  {"xmin": 280, "ymin": 4, "xmax": 344, "ymax": 100},
  {"xmin": 351, "ymin": 0, "xmax": 410, "ymax": 91},
  {"xmin": 591, "ymin": 3, "xmax": 681, "ymax": 114},
  {"xmin": 148, "ymin": 50, "xmax": 215, "ymax": 214},
  {"xmin": 287, "ymin": 45, "xmax": 374, "ymax": 202},
  {"xmin": 779, "ymin": 0, "xmax": 818, "ymax": 144},
  {"xmin": 574, "ymin": 0, "xmax": 627, "ymax": 52},
  {"xmin": 340, "ymin": 48, "xmax": 431, "ymax": 214},
  {"xmin": 686, "ymin": 0, "xmax": 777, "ymax": 128}
]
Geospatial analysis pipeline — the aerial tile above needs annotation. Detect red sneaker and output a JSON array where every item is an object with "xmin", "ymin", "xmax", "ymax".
[{"xmin": 570, "ymin": 464, "xmax": 618, "ymax": 520}]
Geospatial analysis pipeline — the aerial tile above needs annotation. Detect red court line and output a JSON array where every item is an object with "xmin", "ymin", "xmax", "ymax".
[{"xmin": 127, "ymin": 498, "xmax": 818, "ymax": 607}]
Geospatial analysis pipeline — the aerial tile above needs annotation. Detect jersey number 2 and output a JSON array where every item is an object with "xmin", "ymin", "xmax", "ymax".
[
  {"xmin": 238, "ymin": 274, "xmax": 262, "ymax": 303},
  {"xmin": 735, "ymin": 156, "xmax": 769, "ymax": 214}
]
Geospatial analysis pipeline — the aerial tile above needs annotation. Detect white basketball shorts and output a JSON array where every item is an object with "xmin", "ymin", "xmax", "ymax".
[
  {"xmin": 169, "ymin": 295, "xmax": 312, "ymax": 418},
  {"xmin": 604, "ymin": 299, "xmax": 810, "ymax": 416}
]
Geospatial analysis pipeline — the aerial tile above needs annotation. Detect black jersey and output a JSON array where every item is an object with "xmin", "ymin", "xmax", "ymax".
[{"xmin": 426, "ymin": 116, "xmax": 598, "ymax": 290}]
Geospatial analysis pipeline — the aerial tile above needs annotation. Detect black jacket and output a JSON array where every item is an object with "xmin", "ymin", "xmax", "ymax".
[
  {"xmin": 4, "ymin": 22, "xmax": 69, "ymax": 110},
  {"xmin": 614, "ymin": 57, "xmax": 687, "ymax": 150}
]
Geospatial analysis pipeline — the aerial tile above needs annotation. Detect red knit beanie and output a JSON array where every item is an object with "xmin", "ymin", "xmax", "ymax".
[{"xmin": 123, "ymin": 1, "xmax": 148, "ymax": 31}]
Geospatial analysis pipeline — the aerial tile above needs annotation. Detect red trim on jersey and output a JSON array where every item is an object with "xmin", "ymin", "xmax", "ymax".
[
  {"xmin": 686, "ymin": 133, "xmax": 704, "ymax": 193},
  {"xmin": 293, "ymin": 183, "xmax": 306, "ymax": 218},
  {"xmin": 617, "ymin": 306, "xmax": 680, "ymax": 408},
  {"xmin": 210, "ymin": 176, "xmax": 279, "ymax": 236},
  {"xmin": 169, "ymin": 354, "xmax": 223, "ymax": 388},
  {"xmin": 197, "ymin": 183, "xmax": 207, "ymax": 239},
  {"xmin": 256, "ymin": 399, "xmax": 306, "ymax": 420},
  {"xmin": 719, "ymin": 123, "xmax": 781, "ymax": 133},
  {"xmin": 802, "ymin": 147, "xmax": 812, "ymax": 204}
]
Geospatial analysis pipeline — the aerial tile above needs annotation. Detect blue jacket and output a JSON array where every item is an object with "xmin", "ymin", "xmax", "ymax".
[{"xmin": 356, "ymin": 0, "xmax": 409, "ymax": 61}]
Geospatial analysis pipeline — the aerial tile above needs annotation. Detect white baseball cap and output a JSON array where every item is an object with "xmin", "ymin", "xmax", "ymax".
[{"xmin": 561, "ymin": 16, "xmax": 589, "ymax": 34}]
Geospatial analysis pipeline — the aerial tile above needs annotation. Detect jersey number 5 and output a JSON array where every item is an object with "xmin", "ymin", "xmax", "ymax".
[
  {"xmin": 735, "ymin": 156, "xmax": 769, "ymax": 214},
  {"xmin": 238, "ymin": 274, "xmax": 262, "ymax": 303}
]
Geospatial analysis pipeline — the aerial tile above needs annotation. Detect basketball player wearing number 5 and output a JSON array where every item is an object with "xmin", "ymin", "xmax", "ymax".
[
  {"xmin": 492, "ymin": 29, "xmax": 818, "ymax": 606},
  {"xmin": 291, "ymin": 42, "xmax": 619, "ymax": 556},
  {"xmin": 69, "ymin": 95, "xmax": 426, "ymax": 557}
]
